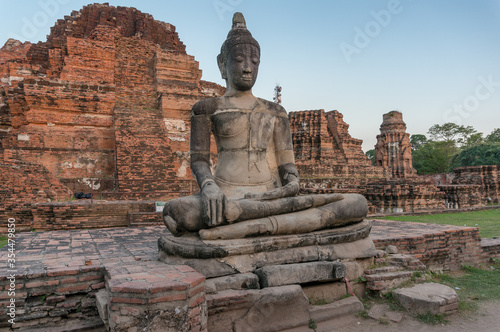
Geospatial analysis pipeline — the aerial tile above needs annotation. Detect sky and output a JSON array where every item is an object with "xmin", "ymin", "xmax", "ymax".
[{"xmin": 1, "ymin": 0, "xmax": 499, "ymax": 151}]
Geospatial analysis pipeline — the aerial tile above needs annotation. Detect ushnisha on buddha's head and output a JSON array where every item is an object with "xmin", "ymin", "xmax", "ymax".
[{"xmin": 217, "ymin": 13, "xmax": 260, "ymax": 93}]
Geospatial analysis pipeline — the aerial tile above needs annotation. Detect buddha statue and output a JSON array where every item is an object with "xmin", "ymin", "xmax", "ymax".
[{"xmin": 163, "ymin": 12, "xmax": 368, "ymax": 240}]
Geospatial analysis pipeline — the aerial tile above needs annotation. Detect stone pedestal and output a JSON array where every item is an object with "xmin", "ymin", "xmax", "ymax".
[
  {"xmin": 159, "ymin": 220, "xmax": 376, "ymax": 277},
  {"xmin": 158, "ymin": 219, "xmax": 377, "ymax": 331}
]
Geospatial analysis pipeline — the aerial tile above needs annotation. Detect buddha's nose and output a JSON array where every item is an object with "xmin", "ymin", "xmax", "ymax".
[{"xmin": 243, "ymin": 62, "xmax": 252, "ymax": 73}]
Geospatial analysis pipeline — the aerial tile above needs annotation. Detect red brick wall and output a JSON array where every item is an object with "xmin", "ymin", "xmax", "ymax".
[
  {"xmin": 0, "ymin": 162, "xmax": 71, "ymax": 203},
  {"xmin": 0, "ymin": 200, "xmax": 158, "ymax": 234},
  {"xmin": 452, "ymin": 165, "xmax": 500, "ymax": 203},
  {"xmin": 372, "ymin": 220, "xmax": 484, "ymax": 270},
  {"xmin": 0, "ymin": 264, "xmax": 104, "ymax": 330}
]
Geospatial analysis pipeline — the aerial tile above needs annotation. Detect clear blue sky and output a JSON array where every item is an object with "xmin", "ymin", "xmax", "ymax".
[{"xmin": 1, "ymin": 0, "xmax": 499, "ymax": 151}]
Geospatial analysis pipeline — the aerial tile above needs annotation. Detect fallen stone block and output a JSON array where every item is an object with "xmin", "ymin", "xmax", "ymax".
[
  {"xmin": 95, "ymin": 289, "xmax": 109, "ymax": 330},
  {"xmin": 205, "ymin": 273, "xmax": 260, "ymax": 294},
  {"xmin": 367, "ymin": 303, "xmax": 387, "ymax": 320},
  {"xmin": 255, "ymin": 261, "xmax": 346, "ymax": 288},
  {"xmin": 302, "ymin": 281, "xmax": 347, "ymax": 304},
  {"xmin": 207, "ymin": 285, "xmax": 310, "ymax": 332},
  {"xmin": 393, "ymin": 282, "xmax": 459, "ymax": 315}
]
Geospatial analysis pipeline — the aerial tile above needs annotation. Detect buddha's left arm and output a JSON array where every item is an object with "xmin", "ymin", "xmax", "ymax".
[{"xmin": 274, "ymin": 113, "xmax": 300, "ymax": 193}]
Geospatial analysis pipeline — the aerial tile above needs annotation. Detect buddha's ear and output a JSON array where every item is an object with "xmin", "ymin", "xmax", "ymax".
[{"xmin": 217, "ymin": 54, "xmax": 227, "ymax": 80}]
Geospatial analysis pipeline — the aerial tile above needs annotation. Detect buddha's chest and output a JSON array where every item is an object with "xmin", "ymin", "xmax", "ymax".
[{"xmin": 212, "ymin": 109, "xmax": 276, "ymax": 150}]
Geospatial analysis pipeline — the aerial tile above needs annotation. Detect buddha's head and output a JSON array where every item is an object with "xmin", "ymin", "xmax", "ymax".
[{"xmin": 218, "ymin": 13, "xmax": 260, "ymax": 92}]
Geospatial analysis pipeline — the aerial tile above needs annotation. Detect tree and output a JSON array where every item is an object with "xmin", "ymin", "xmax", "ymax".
[
  {"xmin": 451, "ymin": 144, "xmax": 500, "ymax": 168},
  {"xmin": 463, "ymin": 132, "xmax": 483, "ymax": 148},
  {"xmin": 412, "ymin": 140, "xmax": 459, "ymax": 174},
  {"xmin": 365, "ymin": 149, "xmax": 376, "ymax": 166},
  {"xmin": 486, "ymin": 128, "xmax": 500, "ymax": 144},
  {"xmin": 427, "ymin": 123, "xmax": 479, "ymax": 146},
  {"xmin": 410, "ymin": 134, "xmax": 428, "ymax": 151}
]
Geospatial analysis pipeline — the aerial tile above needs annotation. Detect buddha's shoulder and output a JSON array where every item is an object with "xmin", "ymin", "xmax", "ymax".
[
  {"xmin": 257, "ymin": 98, "xmax": 288, "ymax": 117},
  {"xmin": 192, "ymin": 97, "xmax": 222, "ymax": 116}
]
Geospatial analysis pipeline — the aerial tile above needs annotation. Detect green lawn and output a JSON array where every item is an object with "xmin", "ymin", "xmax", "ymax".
[
  {"xmin": 0, "ymin": 236, "xmax": 7, "ymax": 249},
  {"xmin": 382, "ymin": 208, "xmax": 500, "ymax": 238}
]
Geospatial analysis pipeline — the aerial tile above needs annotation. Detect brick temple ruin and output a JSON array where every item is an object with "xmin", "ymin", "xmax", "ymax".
[
  {"xmin": 1, "ymin": 3, "xmax": 499, "ymax": 230},
  {"xmin": 1, "ymin": 4, "xmax": 500, "ymax": 332},
  {"xmin": 0, "ymin": 3, "xmax": 223, "ymax": 200}
]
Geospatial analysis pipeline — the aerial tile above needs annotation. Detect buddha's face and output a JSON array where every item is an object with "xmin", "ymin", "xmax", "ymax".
[{"xmin": 222, "ymin": 43, "xmax": 260, "ymax": 92}]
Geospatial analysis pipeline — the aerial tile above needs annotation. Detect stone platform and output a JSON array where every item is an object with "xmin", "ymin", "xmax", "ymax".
[
  {"xmin": 159, "ymin": 220, "xmax": 376, "ymax": 278},
  {"xmin": 1, "ymin": 221, "xmax": 499, "ymax": 331}
]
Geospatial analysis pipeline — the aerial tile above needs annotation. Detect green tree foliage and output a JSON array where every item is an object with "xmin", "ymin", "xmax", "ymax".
[
  {"xmin": 406, "ymin": 125, "xmax": 498, "ymax": 174},
  {"xmin": 485, "ymin": 128, "xmax": 500, "ymax": 144},
  {"xmin": 464, "ymin": 132, "xmax": 484, "ymax": 148},
  {"xmin": 410, "ymin": 134, "xmax": 428, "ymax": 151},
  {"xmin": 365, "ymin": 149, "xmax": 376, "ymax": 166},
  {"xmin": 412, "ymin": 140, "xmax": 459, "ymax": 174},
  {"xmin": 451, "ymin": 144, "xmax": 500, "ymax": 168}
]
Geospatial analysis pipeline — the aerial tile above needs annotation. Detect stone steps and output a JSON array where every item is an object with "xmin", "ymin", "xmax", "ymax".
[
  {"xmin": 17, "ymin": 317, "xmax": 106, "ymax": 332},
  {"xmin": 364, "ymin": 253, "xmax": 426, "ymax": 293}
]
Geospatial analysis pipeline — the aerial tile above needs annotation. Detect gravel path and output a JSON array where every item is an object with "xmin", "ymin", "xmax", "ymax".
[{"xmin": 327, "ymin": 300, "xmax": 500, "ymax": 332}]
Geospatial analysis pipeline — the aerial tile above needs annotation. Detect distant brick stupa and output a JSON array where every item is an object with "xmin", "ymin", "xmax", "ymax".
[{"xmin": 375, "ymin": 111, "xmax": 416, "ymax": 178}]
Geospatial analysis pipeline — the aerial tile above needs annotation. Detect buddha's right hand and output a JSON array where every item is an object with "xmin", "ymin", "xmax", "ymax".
[
  {"xmin": 244, "ymin": 181, "xmax": 299, "ymax": 201},
  {"xmin": 201, "ymin": 182, "xmax": 227, "ymax": 227}
]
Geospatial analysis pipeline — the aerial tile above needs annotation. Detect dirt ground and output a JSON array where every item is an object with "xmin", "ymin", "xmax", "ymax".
[{"xmin": 324, "ymin": 300, "xmax": 500, "ymax": 332}]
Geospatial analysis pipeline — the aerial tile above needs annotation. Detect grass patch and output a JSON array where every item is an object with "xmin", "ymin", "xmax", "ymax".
[
  {"xmin": 0, "ymin": 236, "xmax": 7, "ymax": 249},
  {"xmin": 308, "ymin": 318, "xmax": 317, "ymax": 329},
  {"xmin": 382, "ymin": 208, "xmax": 500, "ymax": 238},
  {"xmin": 431, "ymin": 260, "xmax": 500, "ymax": 311},
  {"xmin": 356, "ymin": 260, "xmax": 500, "ymax": 325},
  {"xmin": 356, "ymin": 310, "xmax": 370, "ymax": 319},
  {"xmin": 309, "ymin": 297, "xmax": 328, "ymax": 305},
  {"xmin": 416, "ymin": 312, "xmax": 449, "ymax": 325}
]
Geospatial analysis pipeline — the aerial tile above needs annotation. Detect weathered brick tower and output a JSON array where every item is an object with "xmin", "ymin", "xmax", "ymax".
[
  {"xmin": 375, "ymin": 111, "xmax": 416, "ymax": 178},
  {"xmin": 289, "ymin": 109, "xmax": 387, "ymax": 178}
]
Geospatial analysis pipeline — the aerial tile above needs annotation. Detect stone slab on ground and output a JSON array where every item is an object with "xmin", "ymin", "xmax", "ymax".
[
  {"xmin": 367, "ymin": 303, "xmax": 387, "ymax": 320},
  {"xmin": 255, "ymin": 261, "xmax": 346, "ymax": 288},
  {"xmin": 309, "ymin": 296, "xmax": 364, "ymax": 324},
  {"xmin": 366, "ymin": 303, "xmax": 404, "ymax": 323},
  {"xmin": 385, "ymin": 310, "xmax": 404, "ymax": 323},
  {"xmin": 393, "ymin": 282, "xmax": 459, "ymax": 315}
]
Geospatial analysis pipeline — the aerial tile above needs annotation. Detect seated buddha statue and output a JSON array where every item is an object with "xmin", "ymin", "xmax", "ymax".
[{"xmin": 163, "ymin": 13, "xmax": 368, "ymax": 240}]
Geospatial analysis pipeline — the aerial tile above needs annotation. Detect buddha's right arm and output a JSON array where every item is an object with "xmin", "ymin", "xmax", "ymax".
[
  {"xmin": 190, "ymin": 108, "xmax": 214, "ymax": 188},
  {"xmin": 190, "ymin": 102, "xmax": 227, "ymax": 227}
]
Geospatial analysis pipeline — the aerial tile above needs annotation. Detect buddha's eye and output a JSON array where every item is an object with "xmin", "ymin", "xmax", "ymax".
[
  {"xmin": 234, "ymin": 55, "xmax": 244, "ymax": 62},
  {"xmin": 252, "ymin": 57, "xmax": 259, "ymax": 64}
]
